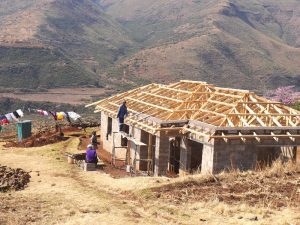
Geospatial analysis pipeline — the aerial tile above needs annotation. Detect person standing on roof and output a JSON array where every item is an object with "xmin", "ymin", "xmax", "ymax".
[{"xmin": 117, "ymin": 101, "xmax": 128, "ymax": 131}]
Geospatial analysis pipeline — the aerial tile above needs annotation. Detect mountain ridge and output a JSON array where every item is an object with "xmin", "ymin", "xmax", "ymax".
[{"xmin": 0, "ymin": 0, "xmax": 299, "ymax": 91}]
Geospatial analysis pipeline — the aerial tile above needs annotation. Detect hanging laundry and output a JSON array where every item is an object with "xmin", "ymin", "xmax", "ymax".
[
  {"xmin": 49, "ymin": 111, "xmax": 57, "ymax": 121},
  {"xmin": 16, "ymin": 109, "xmax": 24, "ymax": 117},
  {"xmin": 5, "ymin": 113, "xmax": 14, "ymax": 122},
  {"xmin": 0, "ymin": 115, "xmax": 9, "ymax": 125},
  {"xmin": 13, "ymin": 111, "xmax": 20, "ymax": 119},
  {"xmin": 56, "ymin": 112, "xmax": 64, "ymax": 121},
  {"xmin": 67, "ymin": 112, "xmax": 81, "ymax": 121},
  {"xmin": 10, "ymin": 113, "xmax": 19, "ymax": 122},
  {"xmin": 64, "ymin": 112, "xmax": 71, "ymax": 123},
  {"xmin": 36, "ymin": 109, "xmax": 49, "ymax": 116}
]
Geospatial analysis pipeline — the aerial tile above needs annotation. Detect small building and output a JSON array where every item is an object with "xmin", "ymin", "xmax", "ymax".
[{"xmin": 87, "ymin": 80, "xmax": 300, "ymax": 176}]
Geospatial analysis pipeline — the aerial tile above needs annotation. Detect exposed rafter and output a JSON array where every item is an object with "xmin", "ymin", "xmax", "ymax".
[{"xmin": 87, "ymin": 80, "xmax": 300, "ymax": 140}]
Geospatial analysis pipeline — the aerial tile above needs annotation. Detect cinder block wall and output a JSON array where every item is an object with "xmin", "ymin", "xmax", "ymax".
[
  {"xmin": 154, "ymin": 133, "xmax": 170, "ymax": 176},
  {"xmin": 179, "ymin": 137, "xmax": 191, "ymax": 175},
  {"xmin": 129, "ymin": 127, "xmax": 143, "ymax": 170},
  {"xmin": 212, "ymin": 141, "xmax": 257, "ymax": 172},
  {"xmin": 201, "ymin": 142, "xmax": 215, "ymax": 174},
  {"xmin": 100, "ymin": 112, "xmax": 127, "ymax": 159}
]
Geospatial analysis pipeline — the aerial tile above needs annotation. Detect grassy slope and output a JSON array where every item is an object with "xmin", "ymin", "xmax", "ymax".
[
  {"xmin": 0, "ymin": 47, "xmax": 96, "ymax": 88},
  {"xmin": 99, "ymin": 0, "xmax": 300, "ymax": 90},
  {"xmin": 0, "ymin": 0, "xmax": 135, "ymax": 89}
]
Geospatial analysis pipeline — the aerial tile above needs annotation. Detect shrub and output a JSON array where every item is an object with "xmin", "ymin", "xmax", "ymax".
[{"xmin": 265, "ymin": 86, "xmax": 299, "ymax": 105}]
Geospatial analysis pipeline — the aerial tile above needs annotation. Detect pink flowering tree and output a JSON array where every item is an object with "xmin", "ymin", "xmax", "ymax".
[{"xmin": 265, "ymin": 86, "xmax": 299, "ymax": 105}]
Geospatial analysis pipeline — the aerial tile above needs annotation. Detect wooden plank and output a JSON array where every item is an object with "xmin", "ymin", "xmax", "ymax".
[
  {"xmin": 211, "ymin": 134, "xmax": 300, "ymax": 138},
  {"xmin": 141, "ymin": 91, "xmax": 183, "ymax": 103},
  {"xmin": 125, "ymin": 97, "xmax": 173, "ymax": 112}
]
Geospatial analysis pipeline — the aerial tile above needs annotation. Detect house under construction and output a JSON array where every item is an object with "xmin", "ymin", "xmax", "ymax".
[{"xmin": 87, "ymin": 80, "xmax": 300, "ymax": 176}]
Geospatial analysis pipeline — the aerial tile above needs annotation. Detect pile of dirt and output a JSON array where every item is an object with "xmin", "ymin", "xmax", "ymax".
[
  {"xmin": 70, "ymin": 117, "xmax": 100, "ymax": 128},
  {"xmin": 150, "ymin": 169, "xmax": 300, "ymax": 208},
  {"xmin": 4, "ymin": 131, "xmax": 68, "ymax": 148},
  {"xmin": 0, "ymin": 165, "xmax": 31, "ymax": 192}
]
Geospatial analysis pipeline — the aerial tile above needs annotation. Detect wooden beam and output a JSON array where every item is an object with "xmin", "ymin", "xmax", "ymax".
[
  {"xmin": 211, "ymin": 134, "xmax": 300, "ymax": 139},
  {"xmin": 141, "ymin": 91, "xmax": 183, "ymax": 103},
  {"xmin": 125, "ymin": 97, "xmax": 173, "ymax": 112}
]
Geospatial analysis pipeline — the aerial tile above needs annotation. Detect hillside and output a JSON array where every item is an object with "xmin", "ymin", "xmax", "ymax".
[
  {"xmin": 0, "ymin": 0, "xmax": 134, "ymax": 89},
  {"xmin": 99, "ymin": 0, "xmax": 300, "ymax": 91},
  {"xmin": 0, "ymin": 0, "xmax": 300, "ymax": 90}
]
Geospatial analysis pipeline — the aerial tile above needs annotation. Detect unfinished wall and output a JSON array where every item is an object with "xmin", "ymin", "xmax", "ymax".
[
  {"xmin": 154, "ymin": 132, "xmax": 170, "ymax": 176},
  {"xmin": 210, "ymin": 140, "xmax": 299, "ymax": 173},
  {"xmin": 190, "ymin": 141, "xmax": 203, "ymax": 172},
  {"xmin": 211, "ymin": 140, "xmax": 257, "ymax": 172},
  {"xmin": 201, "ymin": 142, "xmax": 215, "ymax": 174},
  {"xmin": 100, "ymin": 112, "xmax": 127, "ymax": 160},
  {"xmin": 179, "ymin": 137, "xmax": 190, "ymax": 175},
  {"xmin": 129, "ymin": 127, "xmax": 143, "ymax": 170},
  {"xmin": 139, "ymin": 130, "xmax": 150, "ymax": 171}
]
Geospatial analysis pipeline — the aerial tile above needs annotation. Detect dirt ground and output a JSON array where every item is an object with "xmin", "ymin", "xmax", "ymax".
[
  {"xmin": 0, "ymin": 88, "xmax": 109, "ymax": 105},
  {"xmin": 0, "ymin": 130, "xmax": 300, "ymax": 225}
]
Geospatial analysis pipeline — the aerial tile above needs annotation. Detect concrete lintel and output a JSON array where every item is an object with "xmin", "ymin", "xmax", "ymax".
[
  {"xmin": 188, "ymin": 120, "xmax": 217, "ymax": 130},
  {"xmin": 187, "ymin": 135, "xmax": 214, "ymax": 146},
  {"xmin": 160, "ymin": 120, "xmax": 189, "ymax": 128}
]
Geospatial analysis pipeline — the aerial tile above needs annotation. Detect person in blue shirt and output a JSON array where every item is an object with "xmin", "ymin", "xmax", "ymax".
[
  {"xmin": 117, "ymin": 101, "xmax": 128, "ymax": 131},
  {"xmin": 85, "ymin": 144, "xmax": 98, "ymax": 164}
]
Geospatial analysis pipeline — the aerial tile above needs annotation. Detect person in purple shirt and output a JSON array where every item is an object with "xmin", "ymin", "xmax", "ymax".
[{"xmin": 85, "ymin": 144, "xmax": 98, "ymax": 164}]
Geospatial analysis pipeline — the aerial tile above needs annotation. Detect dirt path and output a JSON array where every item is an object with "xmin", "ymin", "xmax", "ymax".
[{"xmin": 0, "ymin": 138, "xmax": 299, "ymax": 225}]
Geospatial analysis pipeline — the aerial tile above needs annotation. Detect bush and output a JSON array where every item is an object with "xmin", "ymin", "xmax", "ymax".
[{"xmin": 265, "ymin": 86, "xmax": 299, "ymax": 105}]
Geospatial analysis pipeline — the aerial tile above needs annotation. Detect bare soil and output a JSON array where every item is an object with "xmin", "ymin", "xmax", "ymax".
[
  {"xmin": 4, "ymin": 126, "xmax": 80, "ymax": 148},
  {"xmin": 0, "ymin": 88, "xmax": 109, "ymax": 105},
  {"xmin": 78, "ymin": 135, "xmax": 129, "ymax": 179},
  {"xmin": 149, "ymin": 171, "xmax": 300, "ymax": 209},
  {"xmin": 0, "ymin": 165, "xmax": 31, "ymax": 192}
]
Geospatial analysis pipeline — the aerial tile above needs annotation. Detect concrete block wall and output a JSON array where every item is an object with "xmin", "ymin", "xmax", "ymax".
[
  {"xmin": 154, "ymin": 132, "xmax": 170, "ymax": 176},
  {"xmin": 129, "ymin": 127, "xmax": 143, "ymax": 170},
  {"xmin": 179, "ymin": 137, "xmax": 191, "ymax": 175},
  {"xmin": 100, "ymin": 112, "xmax": 127, "ymax": 159},
  {"xmin": 201, "ymin": 142, "xmax": 215, "ymax": 174},
  {"xmin": 213, "ymin": 142, "xmax": 257, "ymax": 172}
]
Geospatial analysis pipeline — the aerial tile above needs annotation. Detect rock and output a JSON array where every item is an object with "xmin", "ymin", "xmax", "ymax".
[{"xmin": 249, "ymin": 216, "xmax": 258, "ymax": 221}]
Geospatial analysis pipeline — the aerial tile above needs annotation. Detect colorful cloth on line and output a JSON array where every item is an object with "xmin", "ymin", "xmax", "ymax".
[
  {"xmin": 67, "ymin": 112, "xmax": 81, "ymax": 121},
  {"xmin": 30, "ymin": 109, "xmax": 80, "ymax": 122},
  {"xmin": 36, "ymin": 110, "xmax": 48, "ymax": 116},
  {"xmin": 0, "ymin": 109, "xmax": 24, "ymax": 125},
  {"xmin": 0, "ymin": 115, "xmax": 9, "ymax": 125}
]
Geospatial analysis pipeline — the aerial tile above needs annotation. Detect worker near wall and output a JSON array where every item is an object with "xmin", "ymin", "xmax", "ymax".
[
  {"xmin": 117, "ymin": 101, "xmax": 128, "ymax": 131},
  {"xmin": 85, "ymin": 144, "xmax": 98, "ymax": 164},
  {"xmin": 91, "ymin": 131, "xmax": 98, "ymax": 149}
]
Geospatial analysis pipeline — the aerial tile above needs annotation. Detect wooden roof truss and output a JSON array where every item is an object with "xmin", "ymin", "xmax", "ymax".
[{"xmin": 87, "ymin": 80, "xmax": 300, "ymax": 142}]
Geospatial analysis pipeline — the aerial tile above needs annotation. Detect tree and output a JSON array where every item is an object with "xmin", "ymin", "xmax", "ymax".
[{"xmin": 265, "ymin": 86, "xmax": 299, "ymax": 105}]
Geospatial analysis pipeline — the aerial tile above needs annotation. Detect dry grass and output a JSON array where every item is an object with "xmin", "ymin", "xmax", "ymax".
[{"xmin": 0, "ymin": 136, "xmax": 299, "ymax": 224}]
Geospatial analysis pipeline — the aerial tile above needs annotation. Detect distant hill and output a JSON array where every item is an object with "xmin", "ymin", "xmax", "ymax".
[
  {"xmin": 0, "ymin": 0, "xmax": 134, "ymax": 88},
  {"xmin": 0, "ymin": 0, "xmax": 300, "ymax": 91},
  {"xmin": 98, "ymin": 0, "xmax": 300, "ymax": 91}
]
